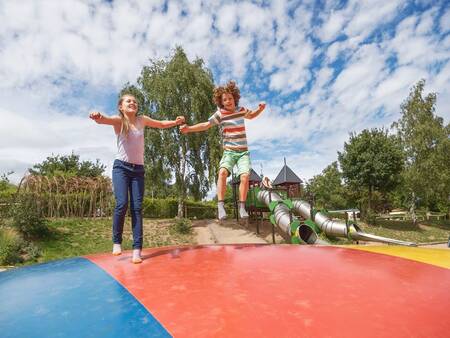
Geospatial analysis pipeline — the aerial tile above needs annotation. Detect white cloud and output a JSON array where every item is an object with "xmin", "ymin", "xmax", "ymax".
[
  {"xmin": 440, "ymin": 8, "xmax": 450, "ymax": 33},
  {"xmin": 318, "ymin": 10, "xmax": 347, "ymax": 42},
  {"xmin": 374, "ymin": 66, "xmax": 426, "ymax": 111},
  {"xmin": 344, "ymin": 0, "xmax": 406, "ymax": 41},
  {"xmin": 415, "ymin": 7, "xmax": 437, "ymax": 35},
  {"xmin": 0, "ymin": 105, "xmax": 116, "ymax": 184},
  {"xmin": 215, "ymin": 4, "xmax": 238, "ymax": 35}
]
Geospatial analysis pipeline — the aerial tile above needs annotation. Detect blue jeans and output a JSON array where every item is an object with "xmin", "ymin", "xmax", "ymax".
[{"xmin": 112, "ymin": 159, "xmax": 145, "ymax": 249}]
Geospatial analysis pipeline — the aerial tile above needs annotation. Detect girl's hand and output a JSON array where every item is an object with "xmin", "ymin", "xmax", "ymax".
[
  {"xmin": 175, "ymin": 116, "xmax": 185, "ymax": 125},
  {"xmin": 258, "ymin": 102, "xmax": 266, "ymax": 111},
  {"xmin": 89, "ymin": 111, "xmax": 103, "ymax": 120}
]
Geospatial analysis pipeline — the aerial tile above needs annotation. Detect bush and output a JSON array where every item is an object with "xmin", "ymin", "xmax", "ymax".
[
  {"xmin": 0, "ymin": 228, "xmax": 24, "ymax": 265},
  {"xmin": 142, "ymin": 198, "xmax": 179, "ymax": 218},
  {"xmin": 142, "ymin": 198, "xmax": 218, "ymax": 219},
  {"xmin": 21, "ymin": 241, "xmax": 41, "ymax": 261},
  {"xmin": 185, "ymin": 200, "xmax": 216, "ymax": 219},
  {"xmin": 364, "ymin": 209, "xmax": 378, "ymax": 225},
  {"xmin": 170, "ymin": 218, "xmax": 192, "ymax": 235},
  {"xmin": 10, "ymin": 194, "xmax": 50, "ymax": 239},
  {"xmin": 0, "ymin": 187, "xmax": 16, "ymax": 219}
]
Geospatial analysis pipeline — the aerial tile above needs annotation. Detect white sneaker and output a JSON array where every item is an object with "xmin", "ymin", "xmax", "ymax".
[
  {"xmin": 239, "ymin": 207, "xmax": 249, "ymax": 219},
  {"xmin": 132, "ymin": 249, "xmax": 142, "ymax": 264},
  {"xmin": 112, "ymin": 244, "xmax": 122, "ymax": 256},
  {"xmin": 218, "ymin": 203, "xmax": 227, "ymax": 220}
]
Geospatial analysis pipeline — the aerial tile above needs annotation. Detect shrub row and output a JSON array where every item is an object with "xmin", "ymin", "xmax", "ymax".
[{"xmin": 142, "ymin": 198, "xmax": 218, "ymax": 219}]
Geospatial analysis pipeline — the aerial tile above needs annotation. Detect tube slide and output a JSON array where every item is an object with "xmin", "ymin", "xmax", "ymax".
[
  {"xmin": 257, "ymin": 189, "xmax": 416, "ymax": 246},
  {"xmin": 292, "ymin": 200, "xmax": 416, "ymax": 246},
  {"xmin": 257, "ymin": 190, "xmax": 328, "ymax": 244}
]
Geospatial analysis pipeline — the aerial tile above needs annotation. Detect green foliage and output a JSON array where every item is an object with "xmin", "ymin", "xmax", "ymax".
[
  {"xmin": 170, "ymin": 218, "xmax": 193, "ymax": 235},
  {"xmin": 357, "ymin": 218, "xmax": 450, "ymax": 244},
  {"xmin": 0, "ymin": 172, "xmax": 16, "ymax": 201},
  {"xmin": 185, "ymin": 199, "xmax": 216, "ymax": 219},
  {"xmin": 0, "ymin": 172, "xmax": 17, "ymax": 218},
  {"xmin": 29, "ymin": 152, "xmax": 106, "ymax": 177},
  {"xmin": 392, "ymin": 79, "xmax": 450, "ymax": 212},
  {"xmin": 126, "ymin": 46, "xmax": 221, "ymax": 215},
  {"xmin": 211, "ymin": 183, "xmax": 235, "ymax": 204},
  {"xmin": 364, "ymin": 209, "xmax": 378, "ymax": 225},
  {"xmin": 142, "ymin": 198, "xmax": 179, "ymax": 218},
  {"xmin": 306, "ymin": 162, "xmax": 350, "ymax": 209},
  {"xmin": 0, "ymin": 171, "xmax": 15, "ymax": 191},
  {"xmin": 0, "ymin": 228, "xmax": 24, "ymax": 265},
  {"xmin": 142, "ymin": 197, "xmax": 216, "ymax": 219},
  {"xmin": 338, "ymin": 128, "xmax": 404, "ymax": 212},
  {"xmin": 0, "ymin": 187, "xmax": 16, "ymax": 200},
  {"xmin": 10, "ymin": 194, "xmax": 50, "ymax": 240}
]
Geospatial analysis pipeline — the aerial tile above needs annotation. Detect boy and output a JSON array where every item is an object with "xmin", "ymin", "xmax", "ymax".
[{"xmin": 180, "ymin": 81, "xmax": 265, "ymax": 220}]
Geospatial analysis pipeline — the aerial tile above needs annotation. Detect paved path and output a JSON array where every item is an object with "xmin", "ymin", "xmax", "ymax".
[{"xmin": 194, "ymin": 219, "xmax": 267, "ymax": 245}]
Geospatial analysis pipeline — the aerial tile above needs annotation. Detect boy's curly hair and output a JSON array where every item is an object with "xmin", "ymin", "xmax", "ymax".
[{"xmin": 213, "ymin": 81, "xmax": 240, "ymax": 108}]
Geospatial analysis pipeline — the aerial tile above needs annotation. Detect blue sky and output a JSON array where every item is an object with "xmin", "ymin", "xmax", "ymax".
[{"xmin": 0, "ymin": 0, "xmax": 449, "ymax": 195}]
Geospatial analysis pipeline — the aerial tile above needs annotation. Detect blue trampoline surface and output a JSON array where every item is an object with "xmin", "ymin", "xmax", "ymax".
[{"xmin": 0, "ymin": 257, "xmax": 170, "ymax": 338}]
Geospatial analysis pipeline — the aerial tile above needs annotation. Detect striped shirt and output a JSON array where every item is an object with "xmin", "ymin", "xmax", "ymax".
[{"xmin": 208, "ymin": 107, "xmax": 249, "ymax": 151}]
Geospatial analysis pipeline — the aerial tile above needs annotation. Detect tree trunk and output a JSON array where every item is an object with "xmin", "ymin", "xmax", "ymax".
[
  {"xmin": 177, "ymin": 150, "xmax": 187, "ymax": 218},
  {"xmin": 410, "ymin": 191, "xmax": 417, "ymax": 226}
]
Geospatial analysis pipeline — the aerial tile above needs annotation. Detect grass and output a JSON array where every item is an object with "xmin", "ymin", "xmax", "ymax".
[
  {"xmin": 1, "ymin": 216, "xmax": 448, "ymax": 268},
  {"xmin": 3, "ymin": 217, "xmax": 195, "ymax": 267},
  {"xmin": 355, "ymin": 219, "xmax": 450, "ymax": 244},
  {"xmin": 318, "ymin": 219, "xmax": 450, "ymax": 245}
]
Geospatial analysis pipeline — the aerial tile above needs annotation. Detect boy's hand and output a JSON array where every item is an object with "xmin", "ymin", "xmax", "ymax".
[
  {"xmin": 89, "ymin": 111, "xmax": 103, "ymax": 120},
  {"xmin": 175, "ymin": 116, "xmax": 185, "ymax": 125},
  {"xmin": 179, "ymin": 124, "xmax": 189, "ymax": 134}
]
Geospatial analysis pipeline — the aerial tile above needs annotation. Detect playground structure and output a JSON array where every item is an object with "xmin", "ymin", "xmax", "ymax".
[{"xmin": 239, "ymin": 161, "xmax": 416, "ymax": 246}]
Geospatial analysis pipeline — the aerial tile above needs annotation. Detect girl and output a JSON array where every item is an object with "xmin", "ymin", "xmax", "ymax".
[{"xmin": 90, "ymin": 94, "xmax": 184, "ymax": 263}]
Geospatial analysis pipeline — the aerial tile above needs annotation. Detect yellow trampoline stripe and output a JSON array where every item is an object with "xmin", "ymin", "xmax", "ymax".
[{"xmin": 343, "ymin": 245, "xmax": 450, "ymax": 269}]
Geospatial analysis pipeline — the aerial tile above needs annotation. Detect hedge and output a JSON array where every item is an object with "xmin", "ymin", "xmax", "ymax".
[{"xmin": 142, "ymin": 198, "xmax": 219, "ymax": 219}]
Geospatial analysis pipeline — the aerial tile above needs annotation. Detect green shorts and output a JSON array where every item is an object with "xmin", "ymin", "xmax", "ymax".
[{"xmin": 219, "ymin": 150, "xmax": 251, "ymax": 177}]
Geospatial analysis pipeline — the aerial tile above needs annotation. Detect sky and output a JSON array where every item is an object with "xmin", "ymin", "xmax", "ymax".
[{"xmin": 1, "ymin": 0, "xmax": 449, "ymax": 197}]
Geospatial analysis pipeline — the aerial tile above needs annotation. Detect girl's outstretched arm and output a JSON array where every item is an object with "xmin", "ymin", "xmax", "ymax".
[
  {"xmin": 89, "ymin": 112, "xmax": 121, "ymax": 126},
  {"xmin": 179, "ymin": 121, "xmax": 212, "ymax": 134},
  {"xmin": 141, "ymin": 115, "xmax": 185, "ymax": 129},
  {"xmin": 245, "ymin": 102, "xmax": 266, "ymax": 119}
]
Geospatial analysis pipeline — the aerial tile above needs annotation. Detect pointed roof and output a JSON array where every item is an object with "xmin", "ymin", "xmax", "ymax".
[
  {"xmin": 232, "ymin": 168, "xmax": 262, "ymax": 184},
  {"xmin": 273, "ymin": 158, "xmax": 302, "ymax": 185}
]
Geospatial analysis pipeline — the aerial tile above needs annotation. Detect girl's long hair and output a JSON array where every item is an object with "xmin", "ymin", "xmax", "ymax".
[{"xmin": 117, "ymin": 94, "xmax": 135, "ymax": 136}]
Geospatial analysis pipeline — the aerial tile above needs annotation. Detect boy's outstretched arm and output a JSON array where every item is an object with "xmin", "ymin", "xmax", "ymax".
[
  {"xmin": 245, "ymin": 102, "xmax": 266, "ymax": 119},
  {"xmin": 89, "ymin": 111, "xmax": 121, "ymax": 126},
  {"xmin": 180, "ymin": 121, "xmax": 212, "ymax": 134},
  {"xmin": 141, "ymin": 115, "xmax": 185, "ymax": 129}
]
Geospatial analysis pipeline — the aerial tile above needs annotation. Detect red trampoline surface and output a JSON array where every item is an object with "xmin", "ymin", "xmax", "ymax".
[{"xmin": 87, "ymin": 245, "xmax": 450, "ymax": 338}]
